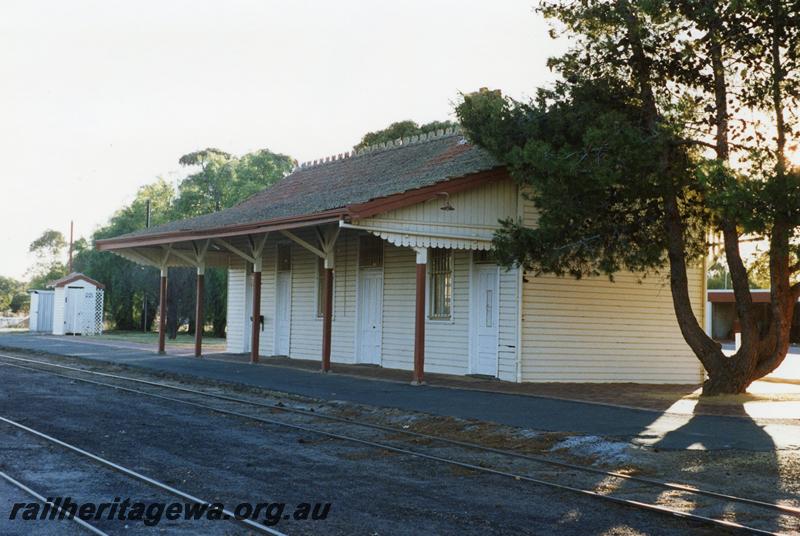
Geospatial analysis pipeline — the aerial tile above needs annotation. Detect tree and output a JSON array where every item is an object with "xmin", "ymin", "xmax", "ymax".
[
  {"xmin": 73, "ymin": 147, "xmax": 294, "ymax": 338},
  {"xmin": 353, "ymin": 120, "xmax": 458, "ymax": 150},
  {"xmin": 74, "ymin": 180, "xmax": 175, "ymax": 331},
  {"xmin": 169, "ymin": 147, "xmax": 293, "ymax": 338},
  {"xmin": 456, "ymin": 0, "xmax": 800, "ymax": 395},
  {"xmin": 707, "ymin": 260, "xmax": 732, "ymax": 290},
  {"xmin": 747, "ymin": 247, "xmax": 798, "ymax": 289},
  {"xmin": 174, "ymin": 147, "xmax": 293, "ymax": 215},
  {"xmin": 27, "ymin": 229, "xmax": 68, "ymax": 289},
  {"xmin": 0, "ymin": 276, "xmax": 27, "ymax": 314}
]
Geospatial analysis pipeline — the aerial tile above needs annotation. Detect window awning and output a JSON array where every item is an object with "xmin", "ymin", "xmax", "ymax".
[{"xmin": 339, "ymin": 222, "xmax": 495, "ymax": 250}]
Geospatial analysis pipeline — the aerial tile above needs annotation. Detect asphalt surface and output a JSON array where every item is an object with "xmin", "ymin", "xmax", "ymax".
[
  {"xmin": 0, "ymin": 362, "xmax": 717, "ymax": 535},
  {"xmin": 1, "ymin": 333, "xmax": 798, "ymax": 452}
]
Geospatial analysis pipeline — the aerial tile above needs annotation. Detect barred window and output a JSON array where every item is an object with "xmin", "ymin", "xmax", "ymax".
[
  {"xmin": 473, "ymin": 249, "xmax": 496, "ymax": 264},
  {"xmin": 316, "ymin": 258, "xmax": 333, "ymax": 318},
  {"xmin": 429, "ymin": 248, "xmax": 452, "ymax": 320},
  {"xmin": 277, "ymin": 244, "xmax": 291, "ymax": 272},
  {"xmin": 358, "ymin": 235, "xmax": 383, "ymax": 268}
]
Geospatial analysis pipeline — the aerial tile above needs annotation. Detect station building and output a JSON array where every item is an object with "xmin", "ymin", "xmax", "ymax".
[{"xmin": 97, "ymin": 128, "xmax": 706, "ymax": 384}]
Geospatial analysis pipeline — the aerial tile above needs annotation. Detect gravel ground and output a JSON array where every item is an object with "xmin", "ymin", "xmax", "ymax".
[
  {"xmin": 0, "ymin": 361, "xmax": 735, "ymax": 536},
  {"xmin": 0, "ymin": 427, "xmax": 228, "ymax": 535}
]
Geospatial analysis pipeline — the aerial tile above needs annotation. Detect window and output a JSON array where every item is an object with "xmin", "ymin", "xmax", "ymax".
[
  {"xmin": 429, "ymin": 248, "xmax": 452, "ymax": 320},
  {"xmin": 277, "ymin": 244, "xmax": 291, "ymax": 272},
  {"xmin": 316, "ymin": 258, "xmax": 333, "ymax": 318},
  {"xmin": 473, "ymin": 249, "xmax": 496, "ymax": 264},
  {"xmin": 358, "ymin": 235, "xmax": 383, "ymax": 268}
]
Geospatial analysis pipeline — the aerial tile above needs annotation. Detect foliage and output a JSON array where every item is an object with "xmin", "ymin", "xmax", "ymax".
[
  {"xmin": 74, "ymin": 180, "xmax": 175, "ymax": 331},
  {"xmin": 27, "ymin": 229, "xmax": 68, "ymax": 289},
  {"xmin": 456, "ymin": 0, "xmax": 800, "ymax": 394},
  {"xmin": 353, "ymin": 120, "xmax": 458, "ymax": 150},
  {"xmin": 72, "ymin": 147, "xmax": 293, "ymax": 336},
  {"xmin": 707, "ymin": 260, "xmax": 731, "ymax": 290},
  {"xmin": 174, "ymin": 147, "xmax": 293, "ymax": 215},
  {"xmin": 0, "ymin": 276, "xmax": 28, "ymax": 314},
  {"xmin": 747, "ymin": 247, "xmax": 799, "ymax": 289},
  {"xmin": 459, "ymin": 83, "xmax": 707, "ymax": 278}
]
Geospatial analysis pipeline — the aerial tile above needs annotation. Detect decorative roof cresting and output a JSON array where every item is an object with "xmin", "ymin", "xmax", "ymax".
[{"xmin": 298, "ymin": 126, "xmax": 464, "ymax": 169}]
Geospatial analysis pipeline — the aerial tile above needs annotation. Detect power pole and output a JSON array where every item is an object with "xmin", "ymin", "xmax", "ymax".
[{"xmin": 68, "ymin": 221, "xmax": 74, "ymax": 273}]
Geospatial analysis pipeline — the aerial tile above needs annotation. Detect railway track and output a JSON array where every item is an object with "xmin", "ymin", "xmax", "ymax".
[
  {"xmin": 0, "ymin": 470, "xmax": 110, "ymax": 536},
  {"xmin": 0, "ymin": 382, "xmax": 288, "ymax": 536},
  {"xmin": 0, "ymin": 352, "xmax": 797, "ymax": 535}
]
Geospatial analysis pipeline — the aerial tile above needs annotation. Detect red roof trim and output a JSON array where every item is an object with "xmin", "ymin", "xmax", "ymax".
[
  {"xmin": 49, "ymin": 273, "xmax": 106, "ymax": 290},
  {"xmin": 707, "ymin": 290, "xmax": 800, "ymax": 303},
  {"xmin": 346, "ymin": 167, "xmax": 508, "ymax": 220}
]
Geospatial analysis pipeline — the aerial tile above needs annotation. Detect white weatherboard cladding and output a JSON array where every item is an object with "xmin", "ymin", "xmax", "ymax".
[
  {"xmin": 287, "ymin": 232, "xmax": 317, "ymax": 359},
  {"xmin": 226, "ymin": 256, "xmax": 247, "ymax": 353},
  {"xmin": 331, "ymin": 232, "xmax": 358, "ymax": 363},
  {"xmin": 260, "ymin": 240, "xmax": 276, "ymax": 356},
  {"xmin": 382, "ymin": 246, "xmax": 470, "ymax": 375},
  {"xmin": 497, "ymin": 266, "xmax": 520, "ymax": 382},
  {"xmin": 262, "ymin": 230, "xmax": 359, "ymax": 363},
  {"xmin": 224, "ymin": 229, "xmax": 519, "ymax": 376},
  {"xmin": 222, "ymin": 178, "xmax": 706, "ymax": 384},
  {"xmin": 355, "ymin": 178, "xmax": 517, "ymax": 250},
  {"xmin": 52, "ymin": 287, "xmax": 66, "ymax": 335},
  {"xmin": 49, "ymin": 280, "xmax": 104, "ymax": 336},
  {"xmin": 518, "ymin": 194, "xmax": 706, "ymax": 384}
]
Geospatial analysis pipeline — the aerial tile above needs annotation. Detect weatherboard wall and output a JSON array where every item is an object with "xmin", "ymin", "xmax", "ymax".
[
  {"xmin": 224, "ymin": 228, "xmax": 519, "ymax": 378},
  {"xmin": 518, "ymin": 194, "xmax": 706, "ymax": 384}
]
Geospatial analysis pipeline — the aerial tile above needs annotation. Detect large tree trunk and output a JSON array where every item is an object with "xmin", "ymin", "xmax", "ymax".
[{"xmin": 615, "ymin": 0, "xmax": 796, "ymax": 395}]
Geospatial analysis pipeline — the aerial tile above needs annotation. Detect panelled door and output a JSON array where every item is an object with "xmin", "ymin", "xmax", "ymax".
[
  {"xmin": 357, "ymin": 268, "xmax": 383, "ymax": 364},
  {"xmin": 243, "ymin": 273, "xmax": 253, "ymax": 354},
  {"xmin": 65, "ymin": 287, "xmax": 83, "ymax": 334},
  {"xmin": 275, "ymin": 271, "xmax": 291, "ymax": 355},
  {"xmin": 471, "ymin": 264, "xmax": 499, "ymax": 376},
  {"xmin": 274, "ymin": 244, "xmax": 292, "ymax": 356}
]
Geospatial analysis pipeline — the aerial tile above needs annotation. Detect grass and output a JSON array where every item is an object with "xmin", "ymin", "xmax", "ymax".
[{"xmin": 99, "ymin": 330, "xmax": 226, "ymax": 347}]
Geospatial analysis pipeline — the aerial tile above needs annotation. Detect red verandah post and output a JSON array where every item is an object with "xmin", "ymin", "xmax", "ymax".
[
  {"xmin": 251, "ymin": 268, "xmax": 262, "ymax": 364},
  {"xmin": 158, "ymin": 268, "xmax": 167, "ymax": 355},
  {"xmin": 321, "ymin": 264, "xmax": 334, "ymax": 372},
  {"xmin": 194, "ymin": 267, "xmax": 204, "ymax": 358}
]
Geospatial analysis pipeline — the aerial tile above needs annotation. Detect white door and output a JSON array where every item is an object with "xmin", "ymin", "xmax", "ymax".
[
  {"xmin": 357, "ymin": 269, "xmax": 383, "ymax": 364},
  {"xmin": 65, "ymin": 287, "xmax": 83, "ymax": 334},
  {"xmin": 274, "ymin": 271, "xmax": 291, "ymax": 355},
  {"xmin": 243, "ymin": 274, "xmax": 253, "ymax": 354},
  {"xmin": 472, "ymin": 265, "xmax": 499, "ymax": 376}
]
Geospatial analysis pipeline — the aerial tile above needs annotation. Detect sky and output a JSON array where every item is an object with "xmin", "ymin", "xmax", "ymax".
[{"xmin": 0, "ymin": 0, "xmax": 563, "ymax": 280}]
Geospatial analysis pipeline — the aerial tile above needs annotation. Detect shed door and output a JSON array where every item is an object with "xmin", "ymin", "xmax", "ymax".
[
  {"xmin": 65, "ymin": 287, "xmax": 84, "ymax": 334},
  {"xmin": 38, "ymin": 293, "xmax": 54, "ymax": 333},
  {"xmin": 471, "ymin": 265, "xmax": 499, "ymax": 376},
  {"xmin": 357, "ymin": 269, "xmax": 383, "ymax": 364},
  {"xmin": 274, "ymin": 271, "xmax": 291, "ymax": 355}
]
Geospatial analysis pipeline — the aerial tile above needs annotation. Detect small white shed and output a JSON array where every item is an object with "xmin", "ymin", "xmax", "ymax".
[
  {"xmin": 49, "ymin": 273, "xmax": 105, "ymax": 336},
  {"xmin": 29, "ymin": 290, "xmax": 55, "ymax": 332}
]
